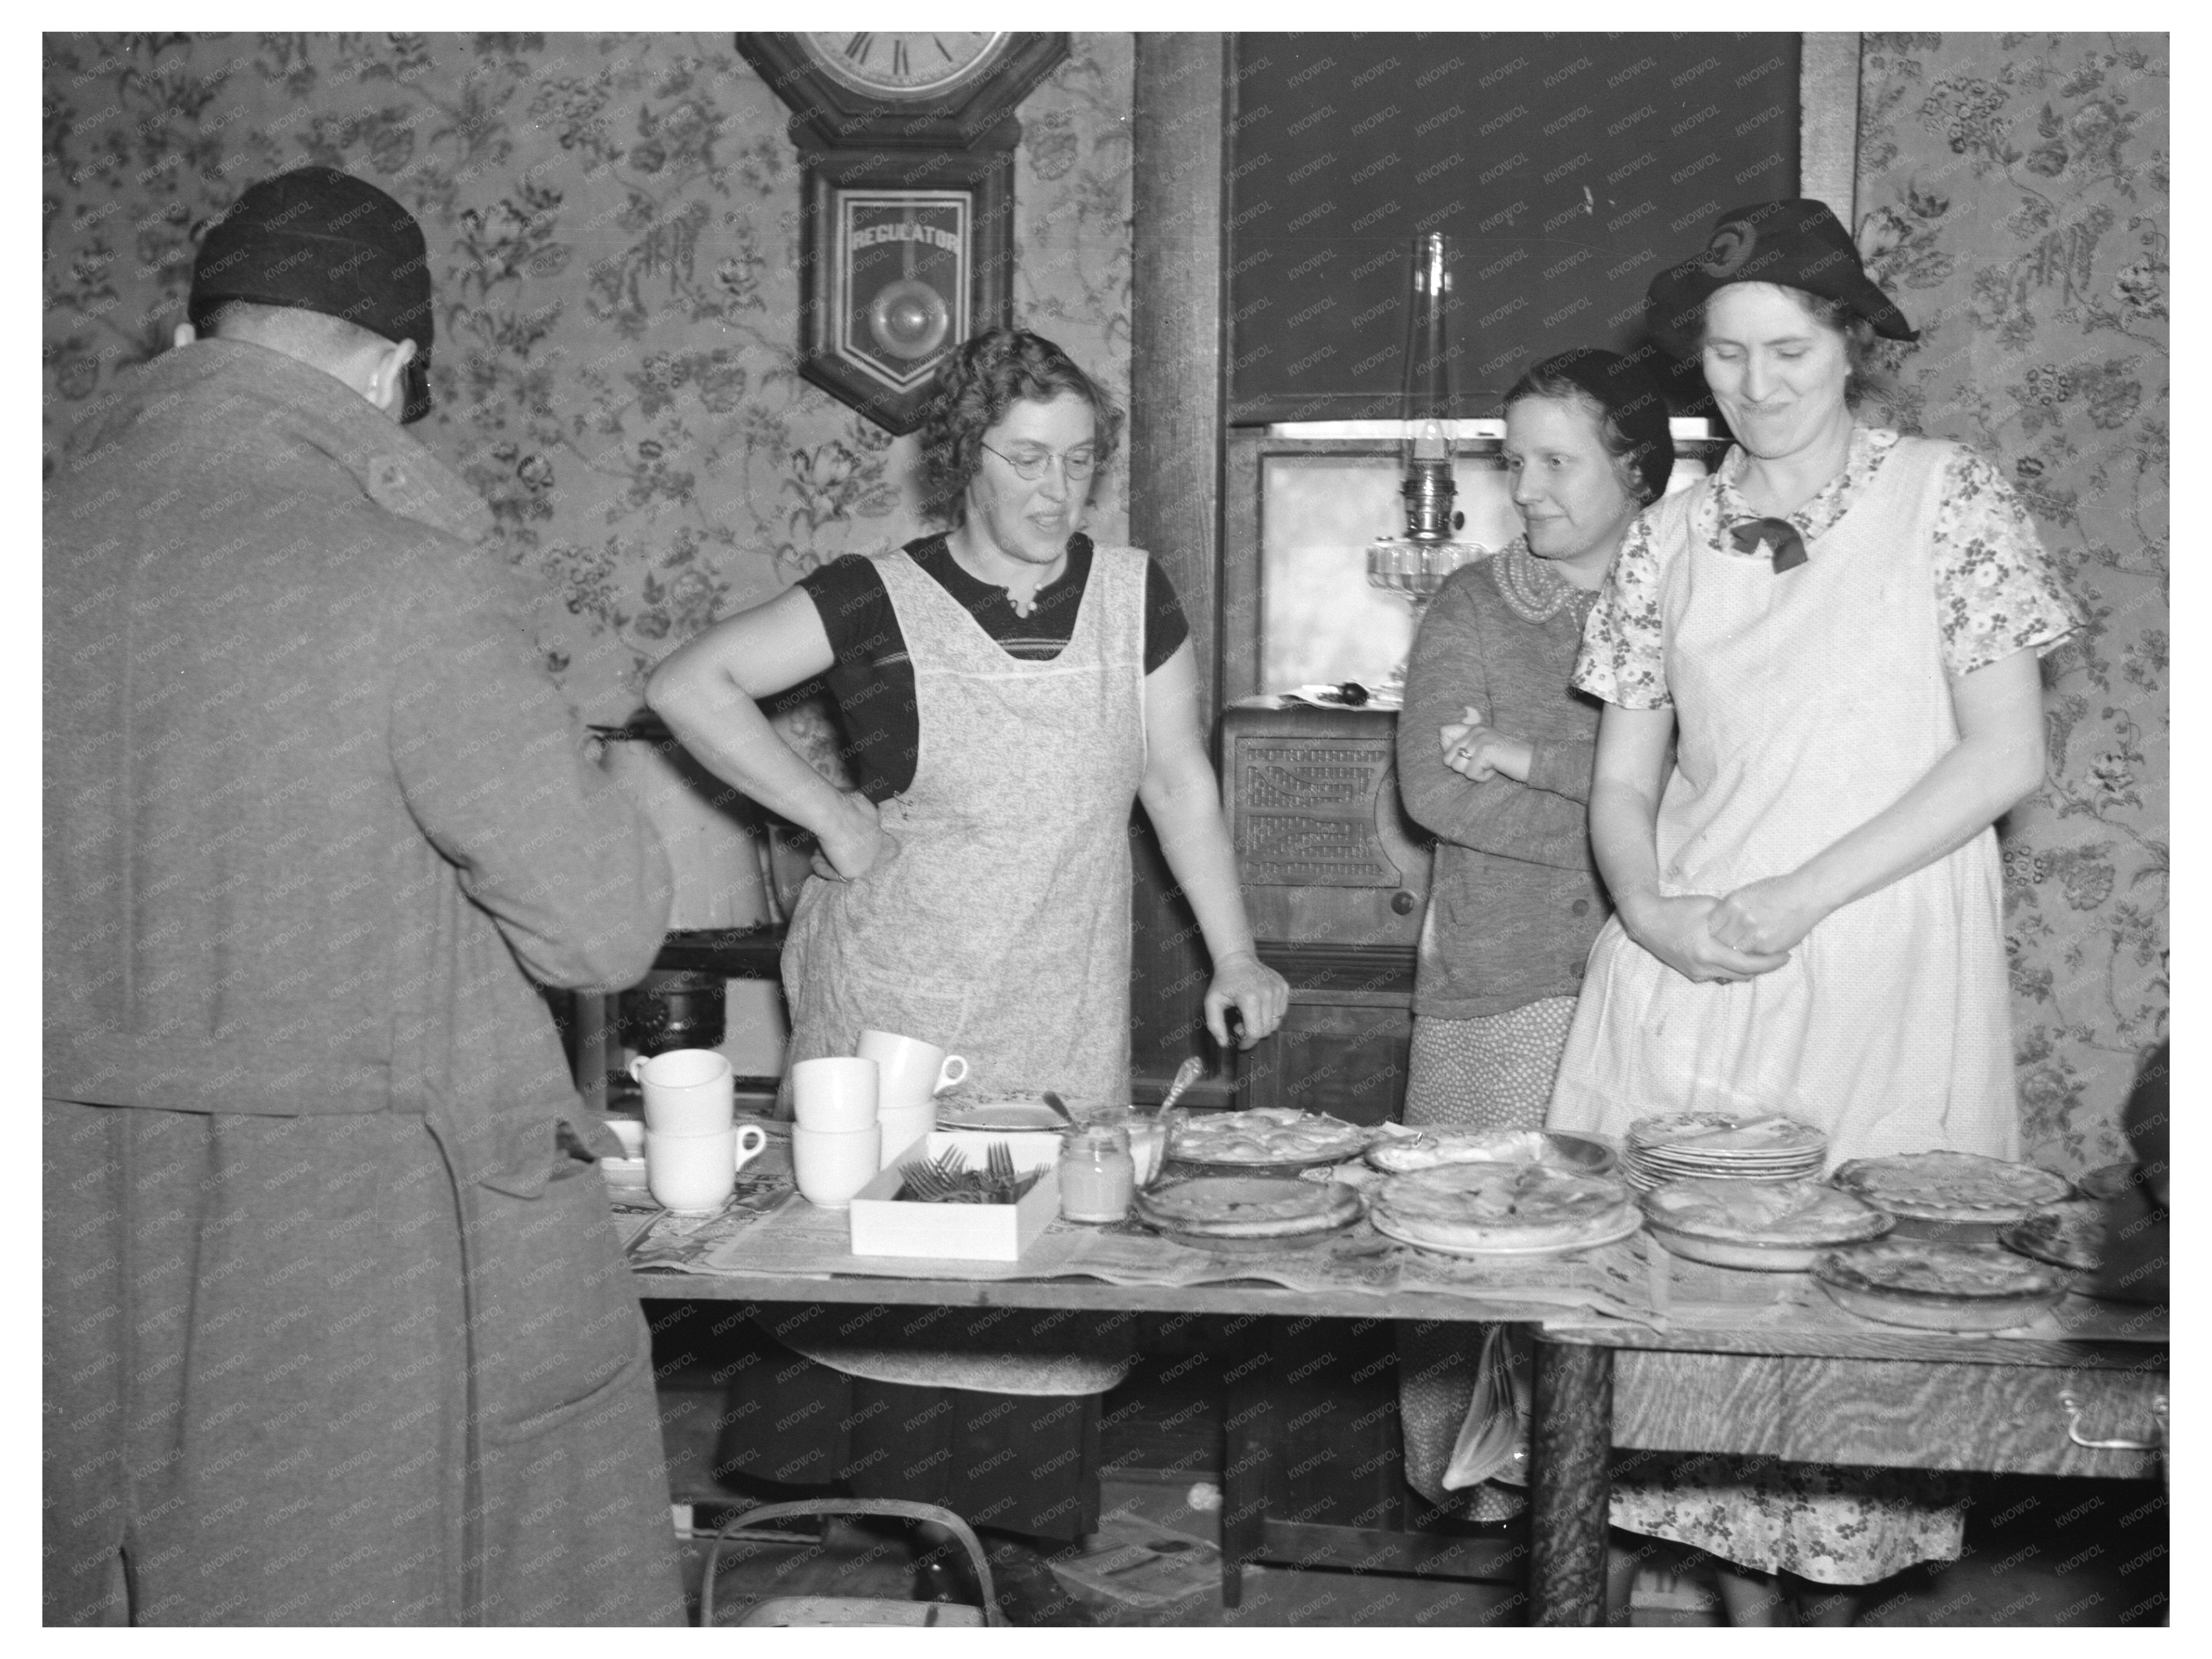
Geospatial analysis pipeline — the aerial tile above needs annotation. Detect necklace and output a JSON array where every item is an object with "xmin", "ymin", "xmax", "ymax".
[{"xmin": 1492, "ymin": 543, "xmax": 1595, "ymax": 625}]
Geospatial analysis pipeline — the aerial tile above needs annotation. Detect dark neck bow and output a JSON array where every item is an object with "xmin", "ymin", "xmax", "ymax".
[{"xmin": 1729, "ymin": 517, "xmax": 1809, "ymax": 572}]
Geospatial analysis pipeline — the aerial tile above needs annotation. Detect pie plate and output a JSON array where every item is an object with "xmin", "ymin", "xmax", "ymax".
[
  {"xmin": 1831, "ymin": 1153, "xmax": 2071, "ymax": 1225},
  {"xmin": 1370, "ymin": 1206, "xmax": 1643, "ymax": 1260},
  {"xmin": 1627, "ymin": 1111, "xmax": 1826, "ymax": 1154},
  {"xmin": 2000, "ymin": 1202, "xmax": 2169, "ymax": 1306},
  {"xmin": 936, "ymin": 1099, "xmax": 1068, "ymax": 1132},
  {"xmin": 1165, "ymin": 1111, "xmax": 1371, "ymax": 1174},
  {"xmin": 1646, "ymin": 1220, "xmax": 1891, "ymax": 1273},
  {"xmin": 1812, "ymin": 1241, "xmax": 2068, "ymax": 1332},
  {"xmin": 1136, "ymin": 1174, "xmax": 1363, "ymax": 1240}
]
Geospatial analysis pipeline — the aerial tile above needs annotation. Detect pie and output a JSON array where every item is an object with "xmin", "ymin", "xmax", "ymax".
[
  {"xmin": 1815, "ymin": 1239, "xmax": 2066, "ymax": 1301},
  {"xmin": 1371, "ymin": 1162, "xmax": 1635, "ymax": 1252},
  {"xmin": 1168, "ymin": 1107, "xmax": 1369, "ymax": 1167},
  {"xmin": 1999, "ymin": 1202, "xmax": 2109, "ymax": 1272},
  {"xmin": 1831, "ymin": 1152, "xmax": 2071, "ymax": 1223},
  {"xmin": 1366, "ymin": 1125, "xmax": 1611, "ymax": 1175},
  {"xmin": 1640, "ymin": 1178, "xmax": 1889, "ymax": 1245},
  {"xmin": 1137, "ymin": 1174, "xmax": 1363, "ymax": 1240}
]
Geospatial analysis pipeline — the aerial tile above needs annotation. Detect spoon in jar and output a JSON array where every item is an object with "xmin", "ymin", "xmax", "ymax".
[
  {"xmin": 1038, "ymin": 1091, "xmax": 1076, "ymax": 1125},
  {"xmin": 1157, "ymin": 1056, "xmax": 1205, "ymax": 1116}
]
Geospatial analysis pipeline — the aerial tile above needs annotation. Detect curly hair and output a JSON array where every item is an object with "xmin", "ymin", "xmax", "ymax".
[{"xmin": 913, "ymin": 328, "xmax": 1124, "ymax": 527}]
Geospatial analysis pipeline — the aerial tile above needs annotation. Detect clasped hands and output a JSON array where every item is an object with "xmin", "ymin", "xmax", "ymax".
[
  {"xmin": 1625, "ymin": 874, "xmax": 1825, "ymax": 985},
  {"xmin": 1438, "ymin": 705, "xmax": 1532, "ymax": 784}
]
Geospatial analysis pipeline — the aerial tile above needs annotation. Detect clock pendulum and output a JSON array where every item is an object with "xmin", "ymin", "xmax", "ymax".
[{"xmin": 867, "ymin": 207, "xmax": 952, "ymax": 364}]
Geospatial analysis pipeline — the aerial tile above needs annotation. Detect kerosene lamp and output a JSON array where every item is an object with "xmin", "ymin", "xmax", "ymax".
[{"xmin": 1367, "ymin": 233, "xmax": 1486, "ymax": 679}]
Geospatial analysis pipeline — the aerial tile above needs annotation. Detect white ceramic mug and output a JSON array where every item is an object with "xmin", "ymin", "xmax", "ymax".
[
  {"xmin": 791, "ymin": 1056, "xmax": 880, "ymax": 1132},
  {"xmin": 875, "ymin": 1100, "xmax": 937, "ymax": 1168},
  {"xmin": 644, "ymin": 1121, "xmax": 768, "ymax": 1216},
  {"xmin": 791, "ymin": 1122, "xmax": 882, "ymax": 1209},
  {"xmin": 855, "ymin": 1029, "xmax": 969, "ymax": 1108},
  {"xmin": 631, "ymin": 1047, "xmax": 735, "ymax": 1136}
]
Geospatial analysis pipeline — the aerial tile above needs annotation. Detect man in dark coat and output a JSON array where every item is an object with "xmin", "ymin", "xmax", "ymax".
[{"xmin": 44, "ymin": 167, "xmax": 684, "ymax": 1626}]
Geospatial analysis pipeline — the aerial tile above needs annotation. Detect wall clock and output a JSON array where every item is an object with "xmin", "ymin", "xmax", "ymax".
[
  {"xmin": 737, "ymin": 32, "xmax": 1069, "ymax": 150},
  {"xmin": 737, "ymin": 32, "xmax": 1068, "ymax": 433}
]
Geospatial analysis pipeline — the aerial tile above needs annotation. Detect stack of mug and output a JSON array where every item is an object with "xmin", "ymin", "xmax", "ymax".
[
  {"xmin": 790, "ymin": 1029, "xmax": 968, "ymax": 1210},
  {"xmin": 629, "ymin": 1048, "xmax": 768, "ymax": 1215}
]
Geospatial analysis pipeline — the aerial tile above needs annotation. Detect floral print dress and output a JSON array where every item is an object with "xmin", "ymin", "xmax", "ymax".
[{"xmin": 1559, "ymin": 427, "xmax": 2081, "ymax": 1583}]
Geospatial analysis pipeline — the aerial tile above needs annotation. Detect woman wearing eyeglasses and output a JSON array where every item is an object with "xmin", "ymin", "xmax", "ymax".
[
  {"xmin": 649, "ymin": 329, "xmax": 1286, "ymax": 1612},
  {"xmin": 654, "ymin": 326, "xmax": 1286, "ymax": 1100}
]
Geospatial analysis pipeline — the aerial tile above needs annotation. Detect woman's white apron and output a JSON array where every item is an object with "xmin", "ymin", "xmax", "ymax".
[{"xmin": 1549, "ymin": 437, "xmax": 2018, "ymax": 1165}]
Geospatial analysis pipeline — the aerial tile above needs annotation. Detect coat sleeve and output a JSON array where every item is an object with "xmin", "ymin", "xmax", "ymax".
[
  {"xmin": 387, "ymin": 532, "xmax": 673, "ymax": 992},
  {"xmin": 1395, "ymin": 567, "xmax": 1594, "ymax": 871}
]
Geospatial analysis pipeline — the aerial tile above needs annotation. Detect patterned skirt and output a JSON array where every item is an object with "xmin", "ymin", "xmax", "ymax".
[
  {"xmin": 1607, "ymin": 1452, "xmax": 1968, "ymax": 1585},
  {"xmin": 1396, "ymin": 998, "xmax": 1578, "ymax": 1519}
]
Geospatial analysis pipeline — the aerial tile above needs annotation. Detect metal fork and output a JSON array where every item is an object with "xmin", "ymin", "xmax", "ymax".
[
  {"xmin": 899, "ymin": 1148, "xmax": 971, "ymax": 1202},
  {"xmin": 985, "ymin": 1140, "xmax": 1018, "ymax": 1203}
]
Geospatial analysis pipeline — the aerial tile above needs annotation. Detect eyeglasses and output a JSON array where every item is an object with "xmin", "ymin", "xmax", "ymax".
[{"xmin": 980, "ymin": 440, "xmax": 1098, "ymax": 482}]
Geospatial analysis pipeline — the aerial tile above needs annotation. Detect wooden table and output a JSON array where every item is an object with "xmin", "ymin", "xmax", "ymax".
[
  {"xmin": 632, "ymin": 1252, "xmax": 2165, "ymax": 1625},
  {"xmin": 1525, "ymin": 1314, "xmax": 2167, "ymax": 1624}
]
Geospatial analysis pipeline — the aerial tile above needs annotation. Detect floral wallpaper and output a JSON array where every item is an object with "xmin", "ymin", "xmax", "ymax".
[
  {"xmin": 41, "ymin": 31, "xmax": 1135, "ymax": 745},
  {"xmin": 45, "ymin": 33, "xmax": 2164, "ymax": 1167},
  {"xmin": 1856, "ymin": 33, "xmax": 2167, "ymax": 1172}
]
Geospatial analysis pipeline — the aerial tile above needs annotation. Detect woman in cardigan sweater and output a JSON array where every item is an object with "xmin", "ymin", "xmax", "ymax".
[{"xmin": 1391, "ymin": 348, "xmax": 1675, "ymax": 1520}]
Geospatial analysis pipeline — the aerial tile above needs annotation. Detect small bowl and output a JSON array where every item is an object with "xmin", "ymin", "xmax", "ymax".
[{"xmin": 601, "ymin": 1155, "xmax": 649, "ymax": 1194}]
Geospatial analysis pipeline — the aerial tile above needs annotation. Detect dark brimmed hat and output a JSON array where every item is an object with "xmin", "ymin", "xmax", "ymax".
[
  {"xmin": 1508, "ymin": 346, "xmax": 1676, "ymax": 505},
  {"xmin": 1647, "ymin": 199, "xmax": 1917, "ymax": 355},
  {"xmin": 189, "ymin": 167, "xmax": 435, "ymax": 423}
]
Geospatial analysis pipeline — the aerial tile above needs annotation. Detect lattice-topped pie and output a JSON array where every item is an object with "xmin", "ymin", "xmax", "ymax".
[
  {"xmin": 1168, "ymin": 1107, "xmax": 1369, "ymax": 1167},
  {"xmin": 1831, "ymin": 1151, "xmax": 2071, "ymax": 1224},
  {"xmin": 1371, "ymin": 1162, "xmax": 1636, "ymax": 1253}
]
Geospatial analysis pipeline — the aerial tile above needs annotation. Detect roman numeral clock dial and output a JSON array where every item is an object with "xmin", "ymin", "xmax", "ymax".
[
  {"xmin": 808, "ymin": 31, "xmax": 1002, "ymax": 97},
  {"xmin": 735, "ymin": 32, "xmax": 1069, "ymax": 434}
]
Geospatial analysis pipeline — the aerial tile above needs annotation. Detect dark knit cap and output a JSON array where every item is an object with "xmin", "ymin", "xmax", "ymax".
[
  {"xmin": 1507, "ymin": 346, "xmax": 1676, "ymax": 505},
  {"xmin": 1646, "ymin": 198, "xmax": 1917, "ymax": 355},
  {"xmin": 189, "ymin": 167, "xmax": 434, "ymax": 422}
]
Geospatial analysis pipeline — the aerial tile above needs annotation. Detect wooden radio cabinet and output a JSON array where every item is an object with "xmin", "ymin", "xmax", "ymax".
[{"xmin": 1220, "ymin": 699, "xmax": 1431, "ymax": 1124}]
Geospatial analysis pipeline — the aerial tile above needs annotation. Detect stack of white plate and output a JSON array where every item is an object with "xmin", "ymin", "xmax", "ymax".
[{"xmin": 1622, "ymin": 1111, "xmax": 1826, "ymax": 1192}]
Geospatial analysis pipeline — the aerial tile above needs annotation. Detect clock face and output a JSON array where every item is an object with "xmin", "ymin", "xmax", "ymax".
[{"xmin": 801, "ymin": 31, "xmax": 1007, "ymax": 98}]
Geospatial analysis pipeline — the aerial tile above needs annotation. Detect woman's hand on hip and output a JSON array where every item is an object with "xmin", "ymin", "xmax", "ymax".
[
  {"xmin": 1205, "ymin": 951, "xmax": 1290, "ymax": 1049},
  {"xmin": 1707, "ymin": 873, "xmax": 1826, "ymax": 957},
  {"xmin": 811, "ymin": 791, "xmax": 892, "ymax": 881},
  {"xmin": 1621, "ymin": 891, "xmax": 1792, "ymax": 984}
]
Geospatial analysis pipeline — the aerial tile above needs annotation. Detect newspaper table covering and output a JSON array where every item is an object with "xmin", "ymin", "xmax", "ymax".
[{"xmin": 618, "ymin": 1154, "xmax": 1663, "ymax": 1326}]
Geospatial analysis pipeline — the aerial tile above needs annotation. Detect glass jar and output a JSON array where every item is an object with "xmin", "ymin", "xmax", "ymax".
[{"xmin": 1057, "ymin": 1124, "xmax": 1136, "ymax": 1223}]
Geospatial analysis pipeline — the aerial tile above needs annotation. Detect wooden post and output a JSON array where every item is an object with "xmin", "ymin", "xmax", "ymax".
[
  {"xmin": 1530, "ymin": 1335, "xmax": 1613, "ymax": 1626},
  {"xmin": 1126, "ymin": 34, "xmax": 1228, "ymax": 1094}
]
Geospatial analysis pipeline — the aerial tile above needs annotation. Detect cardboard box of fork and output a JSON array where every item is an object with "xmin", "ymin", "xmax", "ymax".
[{"xmin": 848, "ymin": 1130, "xmax": 1062, "ymax": 1262}]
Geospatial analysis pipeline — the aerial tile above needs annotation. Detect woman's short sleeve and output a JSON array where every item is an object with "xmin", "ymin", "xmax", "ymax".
[
  {"xmin": 1931, "ymin": 449, "xmax": 2084, "ymax": 676},
  {"xmin": 1572, "ymin": 512, "xmax": 1672, "ymax": 709}
]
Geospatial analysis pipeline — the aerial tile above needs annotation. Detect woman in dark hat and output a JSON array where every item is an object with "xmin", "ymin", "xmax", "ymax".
[
  {"xmin": 1549, "ymin": 200, "xmax": 2082, "ymax": 1620},
  {"xmin": 1391, "ymin": 346, "xmax": 1674, "ymax": 1522}
]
